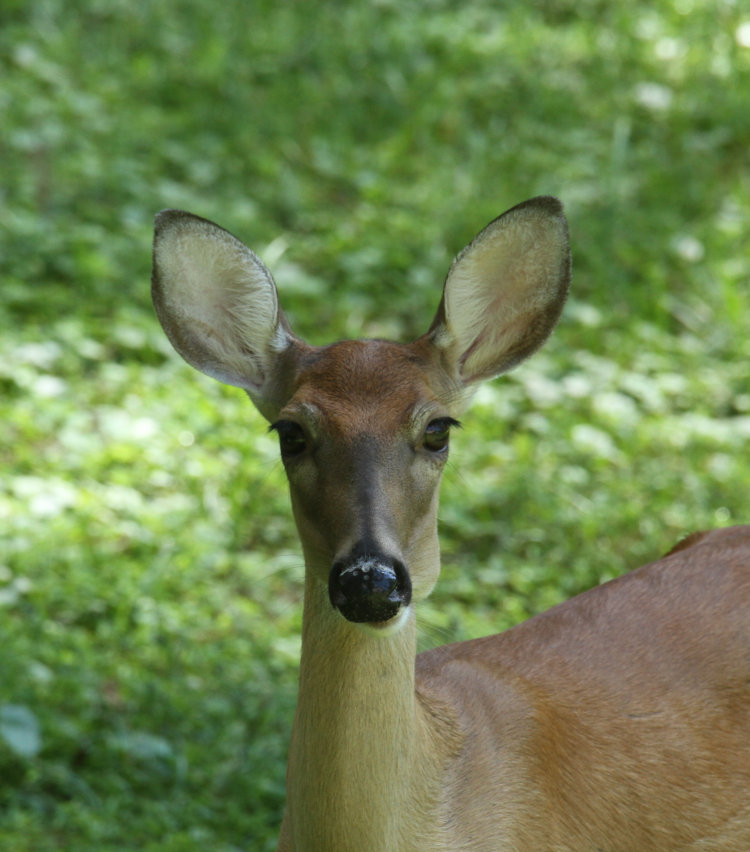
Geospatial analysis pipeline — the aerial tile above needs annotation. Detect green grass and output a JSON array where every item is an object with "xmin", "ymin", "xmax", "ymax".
[{"xmin": 2, "ymin": 1, "xmax": 749, "ymax": 848}]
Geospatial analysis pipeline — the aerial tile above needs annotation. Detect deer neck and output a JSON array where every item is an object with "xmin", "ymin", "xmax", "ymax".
[{"xmin": 284, "ymin": 572, "xmax": 443, "ymax": 851}]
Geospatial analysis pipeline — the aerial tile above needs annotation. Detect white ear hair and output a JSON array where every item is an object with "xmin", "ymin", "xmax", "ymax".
[
  {"xmin": 152, "ymin": 210, "xmax": 296, "ymax": 415},
  {"xmin": 430, "ymin": 196, "xmax": 571, "ymax": 385}
]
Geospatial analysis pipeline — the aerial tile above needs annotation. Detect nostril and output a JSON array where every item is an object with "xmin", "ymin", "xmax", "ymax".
[
  {"xmin": 329, "ymin": 554, "xmax": 411, "ymax": 624},
  {"xmin": 389, "ymin": 559, "xmax": 411, "ymax": 606}
]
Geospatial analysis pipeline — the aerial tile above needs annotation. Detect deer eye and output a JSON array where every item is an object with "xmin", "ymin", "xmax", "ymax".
[
  {"xmin": 423, "ymin": 418, "xmax": 460, "ymax": 454},
  {"xmin": 271, "ymin": 420, "xmax": 307, "ymax": 459}
]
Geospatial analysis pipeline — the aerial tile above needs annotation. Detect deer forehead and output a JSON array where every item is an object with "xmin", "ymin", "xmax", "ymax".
[{"xmin": 283, "ymin": 339, "xmax": 455, "ymax": 439}]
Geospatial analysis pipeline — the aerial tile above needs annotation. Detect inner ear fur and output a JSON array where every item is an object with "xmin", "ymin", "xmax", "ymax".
[
  {"xmin": 428, "ymin": 196, "xmax": 571, "ymax": 385},
  {"xmin": 151, "ymin": 209, "xmax": 300, "ymax": 418}
]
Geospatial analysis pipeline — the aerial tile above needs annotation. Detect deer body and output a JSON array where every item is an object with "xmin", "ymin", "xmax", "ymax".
[
  {"xmin": 280, "ymin": 495, "xmax": 750, "ymax": 851},
  {"xmin": 151, "ymin": 198, "xmax": 750, "ymax": 851}
]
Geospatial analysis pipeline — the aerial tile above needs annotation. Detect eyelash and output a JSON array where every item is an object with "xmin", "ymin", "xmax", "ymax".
[{"xmin": 423, "ymin": 417, "xmax": 461, "ymax": 453}]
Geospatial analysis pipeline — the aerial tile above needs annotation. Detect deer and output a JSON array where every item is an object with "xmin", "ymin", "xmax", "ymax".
[{"xmin": 151, "ymin": 196, "xmax": 750, "ymax": 851}]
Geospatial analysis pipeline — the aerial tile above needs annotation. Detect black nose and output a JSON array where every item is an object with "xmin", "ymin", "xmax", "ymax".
[{"xmin": 329, "ymin": 549, "xmax": 412, "ymax": 624}]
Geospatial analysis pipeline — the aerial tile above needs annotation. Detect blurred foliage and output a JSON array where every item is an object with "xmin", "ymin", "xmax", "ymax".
[{"xmin": 1, "ymin": 0, "xmax": 749, "ymax": 849}]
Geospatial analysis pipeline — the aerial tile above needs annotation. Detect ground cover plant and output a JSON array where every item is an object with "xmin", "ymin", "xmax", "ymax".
[{"xmin": 1, "ymin": 1, "xmax": 749, "ymax": 849}]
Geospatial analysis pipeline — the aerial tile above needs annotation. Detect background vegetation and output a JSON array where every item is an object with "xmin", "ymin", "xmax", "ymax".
[{"xmin": 1, "ymin": 0, "xmax": 749, "ymax": 848}]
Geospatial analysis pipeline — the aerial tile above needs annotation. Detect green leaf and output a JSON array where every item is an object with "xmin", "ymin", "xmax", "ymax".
[{"xmin": 0, "ymin": 704, "xmax": 41, "ymax": 758}]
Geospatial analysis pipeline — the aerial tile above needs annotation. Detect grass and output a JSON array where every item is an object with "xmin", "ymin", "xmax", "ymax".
[{"xmin": 1, "ymin": 0, "xmax": 749, "ymax": 848}]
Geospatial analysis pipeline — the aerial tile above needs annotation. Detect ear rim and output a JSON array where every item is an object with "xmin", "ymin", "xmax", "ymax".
[
  {"xmin": 151, "ymin": 209, "xmax": 302, "ymax": 419},
  {"xmin": 426, "ymin": 195, "xmax": 571, "ymax": 385}
]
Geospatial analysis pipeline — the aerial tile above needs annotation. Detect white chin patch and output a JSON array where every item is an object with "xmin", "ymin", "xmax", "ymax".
[{"xmin": 358, "ymin": 605, "xmax": 411, "ymax": 638}]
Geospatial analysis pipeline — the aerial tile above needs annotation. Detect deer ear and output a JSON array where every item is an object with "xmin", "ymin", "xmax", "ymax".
[
  {"xmin": 151, "ymin": 210, "xmax": 298, "ymax": 420},
  {"xmin": 428, "ymin": 196, "xmax": 571, "ymax": 385}
]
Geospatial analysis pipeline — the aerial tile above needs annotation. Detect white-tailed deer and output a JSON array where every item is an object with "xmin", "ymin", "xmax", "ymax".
[{"xmin": 151, "ymin": 197, "xmax": 750, "ymax": 851}]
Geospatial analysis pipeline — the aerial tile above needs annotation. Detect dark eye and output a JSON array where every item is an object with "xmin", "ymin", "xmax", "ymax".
[
  {"xmin": 423, "ymin": 418, "xmax": 460, "ymax": 453},
  {"xmin": 271, "ymin": 420, "xmax": 307, "ymax": 459}
]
